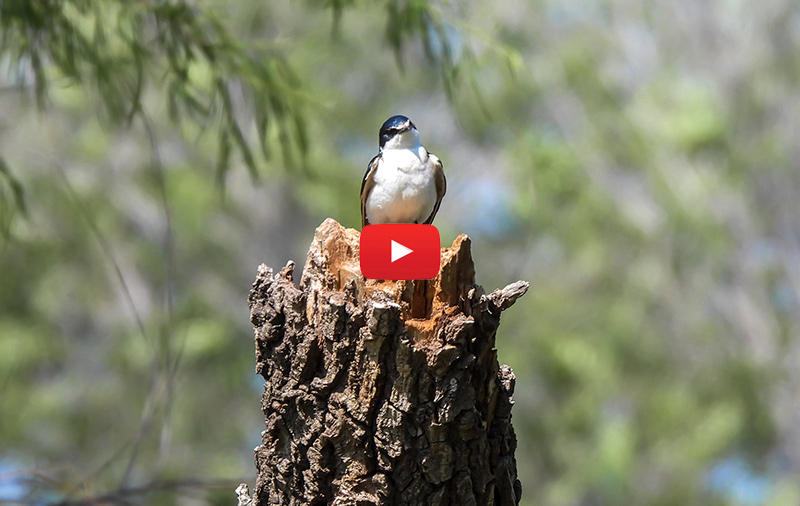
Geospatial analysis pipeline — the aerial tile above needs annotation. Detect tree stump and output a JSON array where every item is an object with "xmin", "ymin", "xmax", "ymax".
[{"xmin": 247, "ymin": 219, "xmax": 527, "ymax": 506}]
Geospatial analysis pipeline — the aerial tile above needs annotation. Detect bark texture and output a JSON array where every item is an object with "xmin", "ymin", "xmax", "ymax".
[{"xmin": 248, "ymin": 219, "xmax": 527, "ymax": 506}]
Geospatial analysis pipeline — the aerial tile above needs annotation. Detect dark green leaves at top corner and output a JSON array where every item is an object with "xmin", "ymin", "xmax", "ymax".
[{"xmin": 0, "ymin": 0, "xmax": 311, "ymax": 182}]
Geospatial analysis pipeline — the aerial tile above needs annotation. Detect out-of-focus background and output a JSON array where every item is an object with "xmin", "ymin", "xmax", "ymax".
[{"xmin": 2, "ymin": 1, "xmax": 799, "ymax": 505}]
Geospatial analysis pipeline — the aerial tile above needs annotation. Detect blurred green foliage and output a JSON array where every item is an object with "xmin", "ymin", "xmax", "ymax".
[
  {"xmin": 0, "ymin": 0, "xmax": 307, "ymax": 180},
  {"xmin": 2, "ymin": 0, "xmax": 800, "ymax": 505}
]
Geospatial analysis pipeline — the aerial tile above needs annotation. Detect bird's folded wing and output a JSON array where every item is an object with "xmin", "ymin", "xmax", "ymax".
[
  {"xmin": 360, "ymin": 154, "xmax": 381, "ymax": 227},
  {"xmin": 423, "ymin": 154, "xmax": 446, "ymax": 225}
]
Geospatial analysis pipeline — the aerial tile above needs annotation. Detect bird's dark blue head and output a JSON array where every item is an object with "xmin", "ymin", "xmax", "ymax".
[{"xmin": 379, "ymin": 115, "xmax": 416, "ymax": 149}]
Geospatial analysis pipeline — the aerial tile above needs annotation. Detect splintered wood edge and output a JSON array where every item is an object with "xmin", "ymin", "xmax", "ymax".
[{"xmin": 297, "ymin": 218, "xmax": 523, "ymax": 338}]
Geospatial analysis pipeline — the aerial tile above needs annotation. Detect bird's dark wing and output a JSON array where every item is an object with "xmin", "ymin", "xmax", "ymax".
[
  {"xmin": 360, "ymin": 154, "xmax": 381, "ymax": 228},
  {"xmin": 423, "ymin": 154, "xmax": 446, "ymax": 225}
]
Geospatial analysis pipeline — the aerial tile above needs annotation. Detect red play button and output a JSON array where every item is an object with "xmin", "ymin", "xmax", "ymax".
[{"xmin": 360, "ymin": 224, "xmax": 441, "ymax": 280}]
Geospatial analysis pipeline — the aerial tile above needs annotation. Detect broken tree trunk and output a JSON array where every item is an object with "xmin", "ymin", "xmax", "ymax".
[{"xmin": 247, "ymin": 219, "xmax": 527, "ymax": 506}]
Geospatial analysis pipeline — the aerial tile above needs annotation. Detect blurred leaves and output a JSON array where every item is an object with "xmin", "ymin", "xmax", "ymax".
[
  {"xmin": 0, "ymin": 0, "xmax": 520, "ymax": 184},
  {"xmin": 0, "ymin": 0, "xmax": 308, "ymax": 177}
]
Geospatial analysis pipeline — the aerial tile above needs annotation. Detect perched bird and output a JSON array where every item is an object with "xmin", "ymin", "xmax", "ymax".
[{"xmin": 361, "ymin": 115, "xmax": 446, "ymax": 227}]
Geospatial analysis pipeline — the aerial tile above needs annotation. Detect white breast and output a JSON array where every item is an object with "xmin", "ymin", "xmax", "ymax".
[{"xmin": 365, "ymin": 145, "xmax": 438, "ymax": 225}]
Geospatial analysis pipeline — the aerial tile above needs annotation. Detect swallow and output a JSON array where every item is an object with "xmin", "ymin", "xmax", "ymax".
[{"xmin": 361, "ymin": 115, "xmax": 446, "ymax": 227}]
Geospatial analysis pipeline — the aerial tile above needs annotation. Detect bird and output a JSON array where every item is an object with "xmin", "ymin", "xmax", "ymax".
[{"xmin": 360, "ymin": 115, "xmax": 446, "ymax": 228}]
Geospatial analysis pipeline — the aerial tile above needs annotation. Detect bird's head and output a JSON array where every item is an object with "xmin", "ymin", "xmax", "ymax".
[{"xmin": 379, "ymin": 115, "xmax": 420, "ymax": 150}]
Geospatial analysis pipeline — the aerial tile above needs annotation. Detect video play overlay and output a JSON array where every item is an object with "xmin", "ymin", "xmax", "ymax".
[{"xmin": 359, "ymin": 224, "xmax": 440, "ymax": 280}]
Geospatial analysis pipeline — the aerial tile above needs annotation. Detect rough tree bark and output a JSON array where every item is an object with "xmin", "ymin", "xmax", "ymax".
[{"xmin": 247, "ymin": 219, "xmax": 527, "ymax": 506}]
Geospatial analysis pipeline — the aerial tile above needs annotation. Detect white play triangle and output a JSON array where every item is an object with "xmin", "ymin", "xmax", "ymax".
[{"xmin": 390, "ymin": 240, "xmax": 413, "ymax": 263}]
